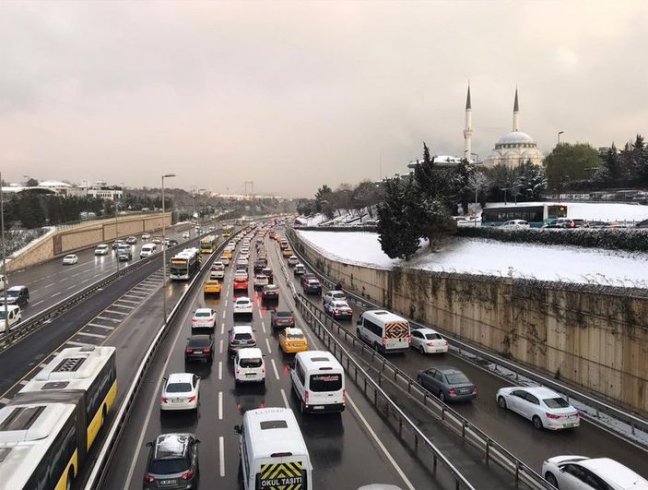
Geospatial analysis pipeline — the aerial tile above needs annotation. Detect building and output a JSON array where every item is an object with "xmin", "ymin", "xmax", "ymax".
[{"xmin": 484, "ymin": 89, "xmax": 544, "ymax": 168}]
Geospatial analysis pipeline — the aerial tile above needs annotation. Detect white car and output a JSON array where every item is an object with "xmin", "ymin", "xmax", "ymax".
[
  {"xmin": 219, "ymin": 255, "xmax": 230, "ymax": 266},
  {"xmin": 0, "ymin": 305, "xmax": 21, "ymax": 333},
  {"xmin": 94, "ymin": 244, "xmax": 110, "ymax": 255},
  {"xmin": 287, "ymin": 255, "xmax": 299, "ymax": 266},
  {"xmin": 160, "ymin": 373, "xmax": 200, "ymax": 412},
  {"xmin": 142, "ymin": 233, "xmax": 151, "ymax": 240},
  {"xmin": 210, "ymin": 266, "xmax": 225, "ymax": 280},
  {"xmin": 410, "ymin": 328, "xmax": 448, "ymax": 354},
  {"xmin": 237, "ymin": 257, "xmax": 249, "ymax": 266},
  {"xmin": 233, "ymin": 297, "xmax": 254, "ymax": 318},
  {"xmin": 325, "ymin": 299, "xmax": 353, "ymax": 320},
  {"xmin": 499, "ymin": 219, "xmax": 530, "ymax": 229},
  {"xmin": 542, "ymin": 456, "xmax": 648, "ymax": 490},
  {"xmin": 322, "ymin": 290, "xmax": 347, "ymax": 306},
  {"xmin": 253, "ymin": 274, "xmax": 269, "ymax": 289},
  {"xmin": 496, "ymin": 386, "xmax": 579, "ymax": 430},
  {"xmin": 234, "ymin": 348, "xmax": 265, "ymax": 384},
  {"xmin": 62, "ymin": 254, "xmax": 79, "ymax": 265},
  {"xmin": 191, "ymin": 308, "xmax": 216, "ymax": 329}
]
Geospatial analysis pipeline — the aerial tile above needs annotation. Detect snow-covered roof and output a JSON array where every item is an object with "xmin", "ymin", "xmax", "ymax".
[{"xmin": 495, "ymin": 131, "xmax": 536, "ymax": 146}]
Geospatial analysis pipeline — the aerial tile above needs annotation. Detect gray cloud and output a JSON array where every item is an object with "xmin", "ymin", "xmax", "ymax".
[{"xmin": 1, "ymin": 1, "xmax": 647, "ymax": 196}]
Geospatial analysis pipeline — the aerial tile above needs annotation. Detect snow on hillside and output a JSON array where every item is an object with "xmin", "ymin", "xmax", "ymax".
[{"xmin": 296, "ymin": 230, "xmax": 648, "ymax": 287}]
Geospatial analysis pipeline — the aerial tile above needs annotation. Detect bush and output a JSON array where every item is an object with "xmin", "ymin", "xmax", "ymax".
[{"xmin": 457, "ymin": 227, "xmax": 648, "ymax": 252}]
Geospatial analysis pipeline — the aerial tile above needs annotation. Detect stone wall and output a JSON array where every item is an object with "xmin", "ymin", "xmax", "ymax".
[
  {"xmin": 291, "ymin": 230, "xmax": 648, "ymax": 416},
  {"xmin": 7, "ymin": 213, "xmax": 172, "ymax": 272}
]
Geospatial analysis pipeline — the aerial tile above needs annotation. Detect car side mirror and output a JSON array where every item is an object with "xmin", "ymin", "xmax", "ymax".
[
  {"xmin": 145, "ymin": 441, "xmax": 153, "ymax": 448},
  {"xmin": 194, "ymin": 439, "xmax": 201, "ymax": 444},
  {"xmin": 234, "ymin": 425, "xmax": 242, "ymax": 434},
  {"xmin": 356, "ymin": 319, "xmax": 362, "ymax": 326}
]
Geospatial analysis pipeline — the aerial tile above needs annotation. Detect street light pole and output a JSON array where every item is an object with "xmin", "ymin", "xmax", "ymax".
[
  {"xmin": 0, "ymin": 172, "xmax": 7, "ymax": 334},
  {"xmin": 115, "ymin": 199, "xmax": 120, "ymax": 273},
  {"xmin": 161, "ymin": 173, "xmax": 175, "ymax": 325}
]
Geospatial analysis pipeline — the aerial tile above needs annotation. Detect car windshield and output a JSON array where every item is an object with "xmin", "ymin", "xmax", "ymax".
[
  {"xmin": 188, "ymin": 337, "xmax": 210, "ymax": 347},
  {"xmin": 166, "ymin": 382, "xmax": 192, "ymax": 393},
  {"xmin": 234, "ymin": 333, "xmax": 253, "ymax": 341},
  {"xmin": 286, "ymin": 333, "xmax": 304, "ymax": 340},
  {"xmin": 6, "ymin": 291, "xmax": 18, "ymax": 298},
  {"xmin": 236, "ymin": 301, "xmax": 250, "ymax": 306},
  {"xmin": 445, "ymin": 372, "xmax": 470, "ymax": 384},
  {"xmin": 543, "ymin": 397, "xmax": 570, "ymax": 409},
  {"xmin": 149, "ymin": 458, "xmax": 189, "ymax": 475},
  {"xmin": 275, "ymin": 312, "xmax": 292, "ymax": 318},
  {"xmin": 239, "ymin": 358, "xmax": 262, "ymax": 368}
]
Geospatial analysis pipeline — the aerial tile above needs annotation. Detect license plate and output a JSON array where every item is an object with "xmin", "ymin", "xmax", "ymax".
[
  {"xmin": 160, "ymin": 480, "xmax": 176, "ymax": 486},
  {"xmin": 194, "ymin": 350, "xmax": 202, "ymax": 354},
  {"xmin": 313, "ymin": 406, "xmax": 324, "ymax": 410},
  {"xmin": 460, "ymin": 388, "xmax": 470, "ymax": 394}
]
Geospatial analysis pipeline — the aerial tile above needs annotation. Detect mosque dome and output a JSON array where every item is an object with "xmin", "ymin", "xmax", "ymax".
[{"xmin": 495, "ymin": 131, "xmax": 536, "ymax": 148}]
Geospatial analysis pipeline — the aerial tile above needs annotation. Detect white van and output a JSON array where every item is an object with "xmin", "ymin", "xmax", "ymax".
[
  {"xmin": 290, "ymin": 350, "xmax": 345, "ymax": 414},
  {"xmin": 234, "ymin": 348, "xmax": 265, "ymax": 384},
  {"xmin": 0, "ymin": 305, "xmax": 22, "ymax": 333},
  {"xmin": 356, "ymin": 310, "xmax": 411, "ymax": 354},
  {"xmin": 140, "ymin": 243, "xmax": 157, "ymax": 259},
  {"xmin": 235, "ymin": 407, "xmax": 313, "ymax": 490}
]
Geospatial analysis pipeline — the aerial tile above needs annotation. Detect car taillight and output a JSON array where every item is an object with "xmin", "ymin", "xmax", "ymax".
[
  {"xmin": 546, "ymin": 412, "xmax": 562, "ymax": 419},
  {"xmin": 161, "ymin": 397, "xmax": 168, "ymax": 403},
  {"xmin": 304, "ymin": 391, "xmax": 309, "ymax": 404},
  {"xmin": 407, "ymin": 335, "xmax": 412, "ymax": 344},
  {"xmin": 188, "ymin": 396, "xmax": 197, "ymax": 402},
  {"xmin": 382, "ymin": 338, "xmax": 387, "ymax": 346},
  {"xmin": 185, "ymin": 348, "xmax": 192, "ymax": 354},
  {"xmin": 472, "ymin": 386, "xmax": 478, "ymax": 395},
  {"xmin": 204, "ymin": 347, "xmax": 211, "ymax": 353},
  {"xmin": 181, "ymin": 470, "xmax": 194, "ymax": 480},
  {"xmin": 143, "ymin": 474, "xmax": 155, "ymax": 483},
  {"xmin": 448, "ymin": 388, "xmax": 457, "ymax": 397}
]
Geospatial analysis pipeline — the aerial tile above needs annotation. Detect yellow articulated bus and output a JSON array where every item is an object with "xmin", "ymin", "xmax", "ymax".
[
  {"xmin": 200, "ymin": 234, "xmax": 218, "ymax": 254},
  {"xmin": 0, "ymin": 346, "xmax": 117, "ymax": 489}
]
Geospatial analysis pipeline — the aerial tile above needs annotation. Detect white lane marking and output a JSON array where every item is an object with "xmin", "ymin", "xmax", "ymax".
[
  {"xmin": 220, "ymin": 323, "xmax": 224, "ymax": 335},
  {"xmin": 219, "ymin": 436, "xmax": 225, "ymax": 477},
  {"xmin": 271, "ymin": 358, "xmax": 280, "ymax": 381},
  {"xmin": 66, "ymin": 340, "xmax": 93, "ymax": 347},
  {"xmin": 224, "ymin": 299, "xmax": 228, "ymax": 309},
  {"xmin": 66, "ymin": 285, "xmax": 76, "ymax": 290},
  {"xmin": 76, "ymin": 331, "xmax": 107, "ymax": 339},
  {"xmin": 222, "ymin": 310, "xmax": 226, "ymax": 319},
  {"xmin": 124, "ymin": 303, "xmax": 193, "ymax": 488},
  {"xmin": 218, "ymin": 361, "xmax": 223, "ymax": 381},
  {"xmin": 51, "ymin": 292, "xmax": 61, "ymax": 297},
  {"xmin": 87, "ymin": 323, "xmax": 115, "ymax": 330},
  {"xmin": 104, "ymin": 309, "xmax": 129, "ymax": 316},
  {"xmin": 280, "ymin": 388, "xmax": 289, "ymax": 408},
  {"xmin": 219, "ymin": 339, "xmax": 224, "ymax": 355},
  {"xmin": 218, "ymin": 392, "xmax": 223, "ymax": 420},
  {"xmin": 265, "ymin": 338, "xmax": 272, "ymax": 354},
  {"xmin": 31, "ymin": 300, "xmax": 44, "ymax": 307},
  {"xmin": 43, "ymin": 282, "xmax": 55, "ymax": 288},
  {"xmin": 346, "ymin": 394, "xmax": 415, "ymax": 490},
  {"xmin": 261, "ymin": 320, "xmax": 266, "ymax": 334}
]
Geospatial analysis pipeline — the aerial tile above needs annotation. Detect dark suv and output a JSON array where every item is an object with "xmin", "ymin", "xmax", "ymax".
[
  {"xmin": 143, "ymin": 433, "xmax": 200, "ymax": 489},
  {"xmin": 185, "ymin": 335, "xmax": 214, "ymax": 364},
  {"xmin": 5, "ymin": 286, "xmax": 29, "ymax": 306},
  {"xmin": 270, "ymin": 310, "xmax": 295, "ymax": 330},
  {"xmin": 302, "ymin": 277, "xmax": 322, "ymax": 295}
]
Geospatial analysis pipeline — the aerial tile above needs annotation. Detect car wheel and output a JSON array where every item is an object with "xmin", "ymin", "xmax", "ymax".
[
  {"xmin": 497, "ymin": 396, "xmax": 507, "ymax": 409},
  {"xmin": 419, "ymin": 345, "xmax": 425, "ymax": 354},
  {"xmin": 532, "ymin": 415, "xmax": 543, "ymax": 430},
  {"xmin": 300, "ymin": 399, "xmax": 306, "ymax": 414},
  {"xmin": 545, "ymin": 472, "xmax": 558, "ymax": 488}
]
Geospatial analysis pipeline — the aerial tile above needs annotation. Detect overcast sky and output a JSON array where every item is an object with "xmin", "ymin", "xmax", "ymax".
[{"xmin": 1, "ymin": 1, "xmax": 647, "ymax": 197}]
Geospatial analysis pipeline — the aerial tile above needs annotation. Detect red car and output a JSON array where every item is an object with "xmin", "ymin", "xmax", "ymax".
[{"xmin": 233, "ymin": 277, "xmax": 248, "ymax": 291}]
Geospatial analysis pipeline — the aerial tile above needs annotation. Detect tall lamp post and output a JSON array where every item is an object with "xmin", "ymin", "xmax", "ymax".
[
  {"xmin": 115, "ymin": 198, "xmax": 120, "ymax": 273},
  {"xmin": 0, "ymin": 172, "xmax": 7, "ymax": 334},
  {"xmin": 161, "ymin": 173, "xmax": 175, "ymax": 325}
]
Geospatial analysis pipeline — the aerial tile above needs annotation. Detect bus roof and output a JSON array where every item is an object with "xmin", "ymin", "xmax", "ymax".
[
  {"xmin": 31, "ymin": 346, "xmax": 115, "ymax": 385},
  {"xmin": 0, "ymin": 401, "xmax": 76, "ymax": 488},
  {"xmin": 362, "ymin": 309, "xmax": 409, "ymax": 324}
]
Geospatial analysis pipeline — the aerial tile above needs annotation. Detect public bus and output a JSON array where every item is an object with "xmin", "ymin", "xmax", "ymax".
[
  {"xmin": 0, "ymin": 346, "xmax": 117, "ymax": 489},
  {"xmin": 169, "ymin": 249, "xmax": 200, "ymax": 280},
  {"xmin": 481, "ymin": 203, "xmax": 567, "ymax": 228},
  {"xmin": 223, "ymin": 225, "xmax": 234, "ymax": 239},
  {"xmin": 200, "ymin": 234, "xmax": 218, "ymax": 254}
]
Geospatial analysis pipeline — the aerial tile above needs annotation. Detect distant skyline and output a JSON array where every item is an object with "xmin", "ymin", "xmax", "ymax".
[{"xmin": 2, "ymin": 1, "xmax": 648, "ymax": 197}]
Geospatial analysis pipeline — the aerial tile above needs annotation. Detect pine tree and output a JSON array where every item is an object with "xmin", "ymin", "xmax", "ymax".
[{"xmin": 376, "ymin": 176, "xmax": 420, "ymax": 259}]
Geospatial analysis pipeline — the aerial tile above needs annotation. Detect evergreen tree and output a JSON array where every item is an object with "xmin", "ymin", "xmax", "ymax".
[
  {"xmin": 595, "ymin": 143, "xmax": 619, "ymax": 184},
  {"xmin": 376, "ymin": 176, "xmax": 420, "ymax": 260}
]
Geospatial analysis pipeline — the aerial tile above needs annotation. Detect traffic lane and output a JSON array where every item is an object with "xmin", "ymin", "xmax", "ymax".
[
  {"xmin": 110, "ymin": 243, "xmax": 429, "ymax": 490},
  {"xmin": 5, "ymin": 228, "xmax": 196, "ymax": 319},
  {"xmin": 297, "ymin": 287, "xmax": 648, "ymax": 481}
]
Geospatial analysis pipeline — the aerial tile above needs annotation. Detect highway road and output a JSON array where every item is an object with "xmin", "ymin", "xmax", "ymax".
[{"xmin": 288, "ymin": 236, "xmax": 648, "ymax": 481}]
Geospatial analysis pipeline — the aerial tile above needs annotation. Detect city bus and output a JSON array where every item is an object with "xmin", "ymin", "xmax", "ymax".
[
  {"xmin": 169, "ymin": 249, "xmax": 200, "ymax": 280},
  {"xmin": 18, "ymin": 346, "xmax": 118, "ymax": 450},
  {"xmin": 223, "ymin": 225, "xmax": 234, "ymax": 238},
  {"xmin": 0, "ymin": 346, "xmax": 117, "ymax": 489},
  {"xmin": 200, "ymin": 234, "xmax": 218, "ymax": 254},
  {"xmin": 481, "ymin": 203, "xmax": 567, "ymax": 228}
]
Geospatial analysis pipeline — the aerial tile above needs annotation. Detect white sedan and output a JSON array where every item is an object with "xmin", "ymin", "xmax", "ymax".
[
  {"xmin": 287, "ymin": 255, "xmax": 299, "ymax": 266},
  {"xmin": 496, "ymin": 386, "xmax": 579, "ymax": 430},
  {"xmin": 410, "ymin": 328, "xmax": 448, "ymax": 354},
  {"xmin": 191, "ymin": 308, "xmax": 216, "ymax": 329},
  {"xmin": 542, "ymin": 455, "xmax": 648, "ymax": 490},
  {"xmin": 160, "ymin": 373, "xmax": 200, "ymax": 412},
  {"xmin": 253, "ymin": 274, "xmax": 269, "ymax": 289},
  {"xmin": 62, "ymin": 254, "xmax": 79, "ymax": 265},
  {"xmin": 233, "ymin": 297, "xmax": 254, "ymax": 318}
]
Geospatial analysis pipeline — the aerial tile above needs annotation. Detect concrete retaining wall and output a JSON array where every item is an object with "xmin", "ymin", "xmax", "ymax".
[
  {"xmin": 291, "ymin": 230, "xmax": 648, "ymax": 416},
  {"xmin": 7, "ymin": 213, "xmax": 172, "ymax": 272}
]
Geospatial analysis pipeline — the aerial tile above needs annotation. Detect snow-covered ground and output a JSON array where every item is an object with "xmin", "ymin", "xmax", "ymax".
[{"xmin": 297, "ymin": 230, "xmax": 648, "ymax": 287}]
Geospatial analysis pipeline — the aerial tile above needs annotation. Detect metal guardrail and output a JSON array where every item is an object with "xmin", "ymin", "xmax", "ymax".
[
  {"xmin": 286, "ymin": 227, "xmax": 648, "ymax": 444},
  {"xmin": 274, "ymin": 261, "xmax": 476, "ymax": 490},
  {"xmin": 83, "ymin": 233, "xmax": 234, "ymax": 489}
]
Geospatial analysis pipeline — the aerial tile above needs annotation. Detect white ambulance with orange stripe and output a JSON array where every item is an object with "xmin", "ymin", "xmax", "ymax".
[{"xmin": 356, "ymin": 310, "xmax": 411, "ymax": 354}]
